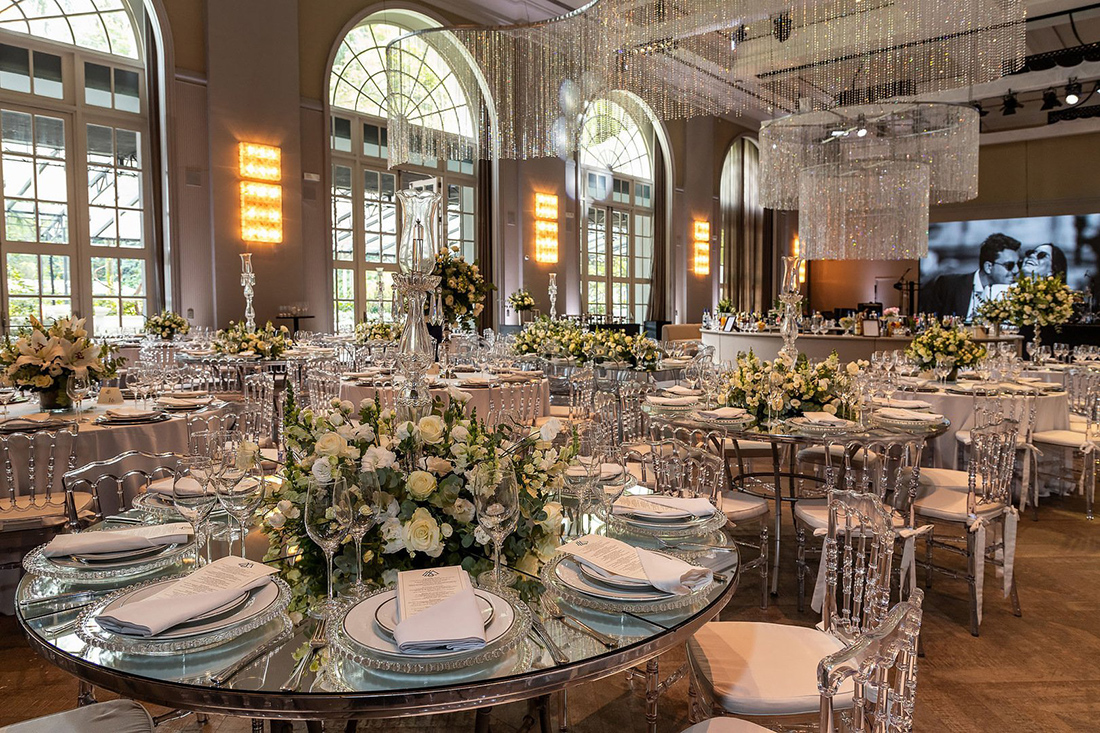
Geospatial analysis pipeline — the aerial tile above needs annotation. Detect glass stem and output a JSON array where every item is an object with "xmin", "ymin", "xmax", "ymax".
[
  {"xmin": 354, "ymin": 535, "xmax": 363, "ymax": 586},
  {"xmin": 493, "ymin": 539, "xmax": 502, "ymax": 586},
  {"xmin": 326, "ymin": 550, "xmax": 335, "ymax": 605}
]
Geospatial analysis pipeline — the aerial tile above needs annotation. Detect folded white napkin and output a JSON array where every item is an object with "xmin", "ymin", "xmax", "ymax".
[
  {"xmin": 43, "ymin": 522, "xmax": 192, "ymax": 557},
  {"xmin": 661, "ymin": 357, "xmax": 692, "ymax": 365},
  {"xmin": 146, "ymin": 476, "xmax": 206, "ymax": 498},
  {"xmin": 157, "ymin": 395, "xmax": 213, "ymax": 408},
  {"xmin": 393, "ymin": 583, "xmax": 486, "ymax": 653},
  {"xmin": 873, "ymin": 397, "xmax": 932, "ymax": 409},
  {"xmin": 663, "ymin": 385, "xmax": 702, "ymax": 396},
  {"xmin": 166, "ymin": 390, "xmax": 209, "ymax": 399},
  {"xmin": 612, "ymin": 494, "xmax": 716, "ymax": 518},
  {"xmin": 876, "ymin": 407, "xmax": 944, "ymax": 422},
  {"xmin": 343, "ymin": 370, "xmax": 381, "ymax": 379},
  {"xmin": 561, "ymin": 534, "xmax": 712, "ymax": 595},
  {"xmin": 105, "ymin": 407, "xmax": 160, "ymax": 419},
  {"xmin": 899, "ymin": 377, "xmax": 930, "ymax": 388},
  {"xmin": 636, "ymin": 549, "xmax": 713, "ymax": 594},
  {"xmin": 646, "ymin": 395, "xmax": 698, "ymax": 406},
  {"xmin": 459, "ymin": 377, "xmax": 493, "ymax": 387},
  {"xmin": 96, "ymin": 556, "xmax": 276, "ymax": 637},
  {"xmin": 697, "ymin": 406, "xmax": 748, "ymax": 420},
  {"xmin": 801, "ymin": 411, "xmax": 849, "ymax": 426},
  {"xmin": 566, "ymin": 462, "xmax": 623, "ymax": 480}
]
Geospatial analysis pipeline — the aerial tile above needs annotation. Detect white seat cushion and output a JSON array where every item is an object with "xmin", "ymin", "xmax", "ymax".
[
  {"xmin": 914, "ymin": 484, "xmax": 1005, "ymax": 523},
  {"xmin": 917, "ymin": 467, "xmax": 971, "ymax": 493},
  {"xmin": 1032, "ymin": 429, "xmax": 1088, "ymax": 449},
  {"xmin": 687, "ymin": 622, "xmax": 855, "ymax": 716},
  {"xmin": 793, "ymin": 498, "xmax": 906, "ymax": 530},
  {"xmin": 547, "ymin": 405, "xmax": 572, "ymax": 417},
  {"xmin": 1069, "ymin": 413, "xmax": 1087, "ymax": 430},
  {"xmin": 720, "ymin": 491, "xmax": 769, "ymax": 522},
  {"xmin": 0, "ymin": 492, "xmax": 94, "ymax": 532},
  {"xmin": 680, "ymin": 719, "xmax": 771, "ymax": 733},
  {"xmin": 723, "ymin": 440, "xmax": 774, "ymax": 460},
  {"xmin": 0, "ymin": 700, "xmax": 153, "ymax": 733}
]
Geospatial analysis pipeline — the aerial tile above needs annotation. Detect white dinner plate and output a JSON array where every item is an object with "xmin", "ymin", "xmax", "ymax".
[
  {"xmin": 71, "ymin": 544, "xmax": 174, "ymax": 563},
  {"xmin": 554, "ymin": 557, "xmax": 677, "ymax": 602},
  {"xmin": 48, "ymin": 541, "xmax": 183, "ymax": 569},
  {"xmin": 372, "ymin": 592, "xmax": 495, "ymax": 638},
  {"xmin": 788, "ymin": 416, "xmax": 858, "ymax": 434}
]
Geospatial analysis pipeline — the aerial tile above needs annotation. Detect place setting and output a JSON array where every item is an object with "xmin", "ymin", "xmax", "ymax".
[
  {"xmin": 607, "ymin": 490, "xmax": 728, "ymax": 539},
  {"xmin": 93, "ymin": 406, "xmax": 172, "ymax": 426},
  {"xmin": 871, "ymin": 406, "xmax": 950, "ymax": 432},
  {"xmin": 786, "ymin": 411, "xmax": 860, "ymax": 435}
]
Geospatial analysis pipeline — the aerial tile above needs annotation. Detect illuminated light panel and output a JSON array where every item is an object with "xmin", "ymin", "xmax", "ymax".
[
  {"xmin": 240, "ymin": 181, "xmax": 283, "ymax": 243},
  {"xmin": 793, "ymin": 235, "xmax": 806, "ymax": 283},
  {"xmin": 534, "ymin": 192, "xmax": 559, "ymax": 264},
  {"xmin": 238, "ymin": 142, "xmax": 282, "ymax": 182},
  {"xmin": 693, "ymin": 220, "xmax": 710, "ymax": 276}
]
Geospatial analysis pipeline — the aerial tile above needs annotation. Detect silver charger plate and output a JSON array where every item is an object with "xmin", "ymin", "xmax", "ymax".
[
  {"xmin": 328, "ymin": 585, "xmax": 531, "ymax": 674},
  {"xmin": 372, "ymin": 592, "xmax": 495, "ymax": 638},
  {"xmin": 553, "ymin": 556, "xmax": 678, "ymax": 602},
  {"xmin": 542, "ymin": 554, "xmax": 719, "ymax": 614},
  {"xmin": 94, "ymin": 412, "xmax": 171, "ymax": 426},
  {"xmin": 91, "ymin": 582, "xmax": 269, "ymax": 641},
  {"xmin": 788, "ymin": 416, "xmax": 858, "ymax": 434},
  {"xmin": 605, "ymin": 504, "xmax": 727, "ymax": 539},
  {"xmin": 23, "ymin": 528, "xmax": 206, "ymax": 582},
  {"xmin": 74, "ymin": 575, "xmax": 290, "ymax": 654},
  {"xmin": 68, "ymin": 543, "xmax": 178, "ymax": 564}
]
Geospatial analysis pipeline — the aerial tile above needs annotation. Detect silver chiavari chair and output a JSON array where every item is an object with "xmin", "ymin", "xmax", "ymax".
[
  {"xmin": 619, "ymin": 381, "xmax": 655, "ymax": 450},
  {"xmin": 0, "ymin": 424, "xmax": 81, "ymax": 559},
  {"xmin": 688, "ymin": 489, "xmax": 896, "ymax": 724},
  {"xmin": 62, "ymin": 450, "xmax": 181, "ymax": 530}
]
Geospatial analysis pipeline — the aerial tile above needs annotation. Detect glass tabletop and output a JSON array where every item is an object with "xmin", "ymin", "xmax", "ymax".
[{"xmin": 15, "ymin": 509, "xmax": 739, "ymax": 720}]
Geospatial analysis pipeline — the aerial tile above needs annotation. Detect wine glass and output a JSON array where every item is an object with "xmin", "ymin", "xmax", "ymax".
[
  {"xmin": 0, "ymin": 382, "xmax": 18, "ymax": 420},
  {"xmin": 933, "ymin": 354, "xmax": 955, "ymax": 385},
  {"xmin": 215, "ymin": 437, "xmax": 266, "ymax": 557},
  {"xmin": 172, "ymin": 455, "xmax": 217, "ymax": 566},
  {"xmin": 306, "ymin": 476, "xmax": 351, "ymax": 618},
  {"xmin": 631, "ymin": 338, "xmax": 649, "ymax": 371},
  {"xmin": 66, "ymin": 373, "xmax": 91, "ymax": 413},
  {"xmin": 683, "ymin": 360, "xmax": 701, "ymax": 390},
  {"xmin": 475, "ymin": 463, "xmax": 520, "ymax": 591},
  {"xmin": 336, "ymin": 470, "xmax": 380, "ymax": 598}
]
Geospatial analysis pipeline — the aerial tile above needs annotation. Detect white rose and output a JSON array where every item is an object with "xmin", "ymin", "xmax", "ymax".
[
  {"xmin": 311, "ymin": 458, "xmax": 333, "ymax": 483},
  {"xmin": 361, "ymin": 446, "xmax": 396, "ymax": 471},
  {"xmin": 395, "ymin": 421, "xmax": 418, "ymax": 442},
  {"xmin": 418, "ymin": 415, "xmax": 446, "ymax": 445},
  {"xmin": 406, "ymin": 470, "xmax": 437, "ymax": 500},
  {"xmin": 403, "ymin": 508, "xmax": 443, "ymax": 557},
  {"xmin": 539, "ymin": 417, "xmax": 562, "ymax": 442},
  {"xmin": 447, "ymin": 386, "xmax": 472, "ymax": 404},
  {"xmin": 425, "ymin": 456, "xmax": 453, "ymax": 475},
  {"xmin": 451, "ymin": 425, "xmax": 470, "ymax": 443},
  {"xmin": 266, "ymin": 509, "xmax": 286, "ymax": 529},
  {"xmin": 315, "ymin": 432, "xmax": 348, "ymax": 457},
  {"xmin": 380, "ymin": 516, "xmax": 405, "ymax": 553},
  {"xmin": 538, "ymin": 501, "xmax": 564, "ymax": 534},
  {"xmin": 448, "ymin": 497, "xmax": 476, "ymax": 524}
]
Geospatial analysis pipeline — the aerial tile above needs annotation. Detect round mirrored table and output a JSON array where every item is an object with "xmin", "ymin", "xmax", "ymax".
[{"xmin": 16, "ymin": 513, "xmax": 738, "ymax": 732}]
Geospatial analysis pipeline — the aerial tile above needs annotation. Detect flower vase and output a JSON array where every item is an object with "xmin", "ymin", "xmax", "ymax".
[
  {"xmin": 946, "ymin": 367, "xmax": 960, "ymax": 383},
  {"xmin": 39, "ymin": 374, "xmax": 73, "ymax": 412},
  {"xmin": 1029, "ymin": 326, "xmax": 1042, "ymax": 363}
]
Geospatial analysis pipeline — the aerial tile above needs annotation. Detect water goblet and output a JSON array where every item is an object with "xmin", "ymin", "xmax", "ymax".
[
  {"xmin": 337, "ymin": 470, "xmax": 381, "ymax": 598},
  {"xmin": 0, "ymin": 383, "xmax": 18, "ymax": 420},
  {"xmin": 172, "ymin": 455, "xmax": 217, "ymax": 566},
  {"xmin": 475, "ymin": 464, "xmax": 520, "ymax": 591},
  {"xmin": 306, "ymin": 475, "xmax": 351, "ymax": 618},
  {"xmin": 215, "ymin": 438, "xmax": 266, "ymax": 557},
  {"xmin": 66, "ymin": 373, "xmax": 92, "ymax": 414}
]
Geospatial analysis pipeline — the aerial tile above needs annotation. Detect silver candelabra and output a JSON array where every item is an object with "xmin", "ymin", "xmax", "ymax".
[
  {"xmin": 240, "ymin": 253, "xmax": 256, "ymax": 332},
  {"xmin": 548, "ymin": 273, "xmax": 558, "ymax": 319}
]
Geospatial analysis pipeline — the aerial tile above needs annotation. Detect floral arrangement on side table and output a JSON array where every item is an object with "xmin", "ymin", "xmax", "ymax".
[
  {"xmin": 214, "ymin": 321, "xmax": 291, "ymax": 359},
  {"xmin": 0, "ymin": 316, "xmax": 123, "ymax": 410},
  {"xmin": 718, "ymin": 351, "xmax": 853, "ymax": 422},
  {"xmin": 354, "ymin": 320, "xmax": 399, "ymax": 343},
  {"xmin": 436, "ymin": 246, "xmax": 493, "ymax": 327},
  {"xmin": 508, "ymin": 289, "xmax": 536, "ymax": 312},
  {"xmin": 905, "ymin": 322, "xmax": 986, "ymax": 372},
  {"xmin": 260, "ymin": 389, "xmax": 574, "ymax": 619},
  {"xmin": 144, "ymin": 310, "xmax": 190, "ymax": 340},
  {"xmin": 513, "ymin": 316, "xmax": 583, "ymax": 357}
]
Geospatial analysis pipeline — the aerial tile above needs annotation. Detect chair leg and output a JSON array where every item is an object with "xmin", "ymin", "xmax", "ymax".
[
  {"xmin": 924, "ymin": 530, "xmax": 934, "ymax": 590},
  {"xmin": 795, "ymin": 526, "xmax": 807, "ymax": 613},
  {"xmin": 758, "ymin": 523, "xmax": 769, "ymax": 610},
  {"xmin": 558, "ymin": 688, "xmax": 569, "ymax": 733},
  {"xmin": 966, "ymin": 530, "xmax": 981, "ymax": 637},
  {"xmin": 77, "ymin": 681, "xmax": 96, "ymax": 707}
]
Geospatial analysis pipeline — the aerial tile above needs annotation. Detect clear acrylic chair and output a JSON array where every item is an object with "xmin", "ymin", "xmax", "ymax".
[
  {"xmin": 681, "ymin": 590, "xmax": 924, "ymax": 733},
  {"xmin": 1032, "ymin": 390, "xmax": 1100, "ymax": 520},
  {"xmin": 916, "ymin": 418, "xmax": 1021, "ymax": 636},
  {"xmin": 0, "ymin": 424, "xmax": 81, "ymax": 535},
  {"xmin": 305, "ymin": 369, "xmax": 341, "ymax": 410},
  {"xmin": 687, "ymin": 489, "xmax": 896, "ymax": 725},
  {"xmin": 243, "ymin": 372, "xmax": 275, "ymax": 445},
  {"xmin": 62, "ymin": 450, "xmax": 182, "ymax": 529}
]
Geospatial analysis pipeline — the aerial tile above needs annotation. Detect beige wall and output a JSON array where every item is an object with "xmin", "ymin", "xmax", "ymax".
[{"xmin": 162, "ymin": 0, "xmax": 205, "ymax": 75}]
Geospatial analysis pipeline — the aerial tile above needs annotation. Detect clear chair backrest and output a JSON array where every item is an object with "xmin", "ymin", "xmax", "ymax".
[
  {"xmin": 186, "ymin": 410, "xmax": 235, "ymax": 441},
  {"xmin": 832, "ymin": 438, "xmax": 925, "ymax": 528},
  {"xmin": 619, "ymin": 381, "xmax": 655, "ymax": 444},
  {"xmin": 819, "ymin": 589, "xmax": 924, "ymax": 733},
  {"xmin": 305, "ymin": 370, "xmax": 341, "ymax": 410},
  {"xmin": 823, "ymin": 489, "xmax": 897, "ymax": 639},
  {"xmin": 1065, "ymin": 368, "xmax": 1100, "ymax": 415},
  {"xmin": 62, "ymin": 450, "xmax": 181, "ymax": 528},
  {"xmin": 569, "ymin": 366, "xmax": 596, "ymax": 420},
  {"xmin": 0, "ymin": 425, "xmax": 79, "ymax": 515},
  {"xmin": 646, "ymin": 439, "xmax": 723, "ymax": 502},
  {"xmin": 967, "ymin": 418, "xmax": 1019, "ymax": 513},
  {"xmin": 374, "ymin": 379, "xmax": 397, "ymax": 413},
  {"xmin": 243, "ymin": 372, "xmax": 275, "ymax": 444}
]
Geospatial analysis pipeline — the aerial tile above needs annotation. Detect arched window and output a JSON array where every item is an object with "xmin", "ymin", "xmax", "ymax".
[
  {"xmin": 328, "ymin": 10, "xmax": 477, "ymax": 332},
  {"xmin": 579, "ymin": 98, "xmax": 654, "ymax": 322},
  {"xmin": 720, "ymin": 136, "xmax": 766, "ymax": 312},
  {"xmin": 0, "ymin": 0, "xmax": 152, "ymax": 334}
]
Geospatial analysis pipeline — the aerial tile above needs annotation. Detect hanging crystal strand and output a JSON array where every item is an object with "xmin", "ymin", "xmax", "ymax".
[
  {"xmin": 390, "ymin": 286, "xmax": 399, "ymax": 320},
  {"xmin": 430, "ymin": 290, "xmax": 443, "ymax": 326}
]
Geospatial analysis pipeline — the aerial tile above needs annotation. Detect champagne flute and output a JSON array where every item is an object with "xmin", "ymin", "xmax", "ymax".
[
  {"xmin": 306, "ymin": 476, "xmax": 351, "ymax": 617},
  {"xmin": 337, "ymin": 470, "xmax": 380, "ymax": 598},
  {"xmin": 172, "ymin": 455, "xmax": 217, "ymax": 566},
  {"xmin": 475, "ymin": 463, "xmax": 520, "ymax": 590}
]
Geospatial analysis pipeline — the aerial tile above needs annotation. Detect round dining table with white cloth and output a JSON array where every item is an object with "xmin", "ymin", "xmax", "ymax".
[
  {"xmin": 339, "ymin": 374, "xmax": 550, "ymax": 425},
  {"xmin": 912, "ymin": 385, "xmax": 1070, "ymax": 469}
]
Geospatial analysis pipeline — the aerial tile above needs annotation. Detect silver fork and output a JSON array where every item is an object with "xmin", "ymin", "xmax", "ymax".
[
  {"xmin": 525, "ymin": 602, "xmax": 569, "ymax": 665},
  {"xmin": 281, "ymin": 617, "xmax": 327, "ymax": 692},
  {"xmin": 540, "ymin": 596, "xmax": 619, "ymax": 649}
]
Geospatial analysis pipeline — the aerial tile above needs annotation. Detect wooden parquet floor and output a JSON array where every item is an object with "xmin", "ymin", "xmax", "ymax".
[{"xmin": 2, "ymin": 492, "xmax": 1098, "ymax": 732}]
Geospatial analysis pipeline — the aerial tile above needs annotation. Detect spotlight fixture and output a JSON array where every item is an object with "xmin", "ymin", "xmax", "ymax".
[
  {"xmin": 772, "ymin": 13, "xmax": 792, "ymax": 43},
  {"xmin": 1041, "ymin": 88, "xmax": 1062, "ymax": 110},
  {"xmin": 1065, "ymin": 79, "xmax": 1082, "ymax": 105},
  {"xmin": 972, "ymin": 101, "xmax": 989, "ymax": 117},
  {"xmin": 855, "ymin": 114, "xmax": 868, "ymax": 137},
  {"xmin": 1001, "ymin": 91, "xmax": 1022, "ymax": 115}
]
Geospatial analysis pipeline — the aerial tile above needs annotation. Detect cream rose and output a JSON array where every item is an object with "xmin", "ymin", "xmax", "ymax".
[
  {"xmin": 311, "ymin": 458, "xmax": 333, "ymax": 483},
  {"xmin": 448, "ymin": 497, "xmax": 475, "ymax": 524},
  {"xmin": 425, "ymin": 456, "xmax": 453, "ymax": 475},
  {"xmin": 403, "ymin": 507, "xmax": 443, "ymax": 557},
  {"xmin": 418, "ymin": 415, "xmax": 446, "ymax": 445},
  {"xmin": 406, "ymin": 470, "xmax": 437, "ymax": 500},
  {"xmin": 315, "ymin": 432, "xmax": 348, "ymax": 457}
]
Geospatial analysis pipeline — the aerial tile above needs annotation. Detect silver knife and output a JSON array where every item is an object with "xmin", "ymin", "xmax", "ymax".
[{"xmin": 209, "ymin": 629, "xmax": 293, "ymax": 687}]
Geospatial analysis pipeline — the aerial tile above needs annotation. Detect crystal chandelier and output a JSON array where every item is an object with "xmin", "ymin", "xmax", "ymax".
[{"xmin": 384, "ymin": 0, "xmax": 1023, "ymax": 165}]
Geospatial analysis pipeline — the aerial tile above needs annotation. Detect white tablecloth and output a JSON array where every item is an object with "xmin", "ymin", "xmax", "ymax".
[
  {"xmin": 339, "ymin": 375, "xmax": 550, "ymax": 425},
  {"xmin": 915, "ymin": 387, "xmax": 1069, "ymax": 469}
]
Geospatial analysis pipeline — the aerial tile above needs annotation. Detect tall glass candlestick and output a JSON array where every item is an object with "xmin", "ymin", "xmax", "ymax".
[
  {"xmin": 240, "ymin": 253, "xmax": 256, "ymax": 332},
  {"xmin": 548, "ymin": 273, "xmax": 558, "ymax": 319},
  {"xmin": 778, "ymin": 255, "xmax": 802, "ymax": 363}
]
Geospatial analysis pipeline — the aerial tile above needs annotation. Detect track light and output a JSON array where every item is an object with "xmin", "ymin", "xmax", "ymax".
[
  {"xmin": 1041, "ymin": 88, "xmax": 1062, "ymax": 110},
  {"xmin": 972, "ymin": 101, "xmax": 989, "ymax": 117},
  {"xmin": 1001, "ymin": 91, "xmax": 1022, "ymax": 116},
  {"xmin": 1065, "ymin": 79, "xmax": 1082, "ymax": 105}
]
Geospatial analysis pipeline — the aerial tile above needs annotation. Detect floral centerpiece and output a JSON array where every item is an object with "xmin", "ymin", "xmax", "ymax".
[
  {"xmin": 716, "ymin": 298, "xmax": 734, "ymax": 314},
  {"xmin": 213, "ymin": 321, "xmax": 291, "ymax": 359},
  {"xmin": 975, "ymin": 296, "xmax": 1013, "ymax": 329},
  {"xmin": 565, "ymin": 330, "xmax": 660, "ymax": 369},
  {"xmin": 718, "ymin": 351, "xmax": 852, "ymax": 422},
  {"xmin": 508, "ymin": 289, "xmax": 536, "ymax": 313},
  {"xmin": 436, "ymin": 246, "xmax": 492, "ymax": 327},
  {"xmin": 1002, "ymin": 276, "xmax": 1079, "ymax": 329},
  {"xmin": 905, "ymin": 322, "xmax": 986, "ymax": 375},
  {"xmin": 261, "ymin": 389, "xmax": 574, "ymax": 619},
  {"xmin": 144, "ymin": 310, "xmax": 190, "ymax": 340},
  {"xmin": 0, "ymin": 316, "xmax": 123, "ymax": 411},
  {"xmin": 513, "ymin": 316, "xmax": 583, "ymax": 357},
  {"xmin": 354, "ymin": 320, "xmax": 399, "ymax": 343}
]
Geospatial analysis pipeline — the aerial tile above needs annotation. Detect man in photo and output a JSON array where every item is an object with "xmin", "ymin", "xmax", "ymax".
[
  {"xmin": 921, "ymin": 233, "xmax": 1021, "ymax": 318},
  {"xmin": 1021, "ymin": 243, "xmax": 1068, "ymax": 280}
]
